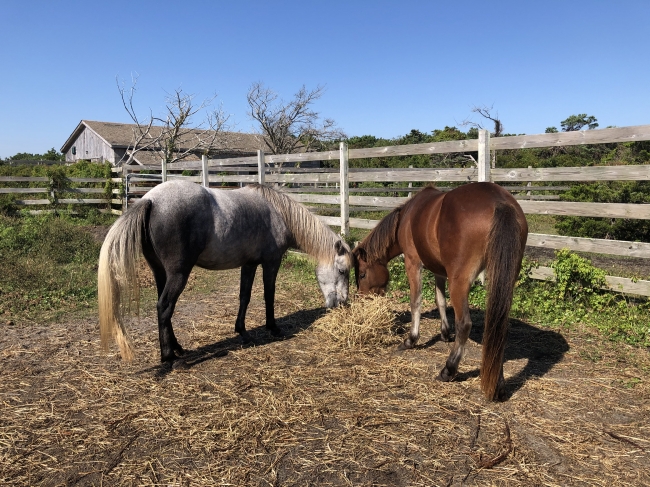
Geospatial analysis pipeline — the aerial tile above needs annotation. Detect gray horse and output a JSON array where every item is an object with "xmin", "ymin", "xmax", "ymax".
[{"xmin": 98, "ymin": 180, "xmax": 352, "ymax": 363}]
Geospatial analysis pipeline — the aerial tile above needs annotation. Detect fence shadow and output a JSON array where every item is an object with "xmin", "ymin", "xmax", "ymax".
[
  {"xmin": 146, "ymin": 307, "xmax": 328, "ymax": 377},
  {"xmin": 397, "ymin": 307, "xmax": 569, "ymax": 400}
]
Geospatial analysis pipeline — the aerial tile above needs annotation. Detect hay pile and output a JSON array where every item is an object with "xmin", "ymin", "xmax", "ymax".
[{"xmin": 312, "ymin": 295, "xmax": 400, "ymax": 349}]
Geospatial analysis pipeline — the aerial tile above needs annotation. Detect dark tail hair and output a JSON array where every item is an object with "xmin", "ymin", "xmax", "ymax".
[
  {"xmin": 481, "ymin": 203, "xmax": 523, "ymax": 400},
  {"xmin": 98, "ymin": 200, "xmax": 152, "ymax": 360}
]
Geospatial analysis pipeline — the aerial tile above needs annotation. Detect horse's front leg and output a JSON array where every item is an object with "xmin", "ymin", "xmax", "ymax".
[
  {"xmin": 262, "ymin": 259, "xmax": 283, "ymax": 337},
  {"xmin": 235, "ymin": 264, "xmax": 257, "ymax": 343},
  {"xmin": 398, "ymin": 257, "xmax": 423, "ymax": 350}
]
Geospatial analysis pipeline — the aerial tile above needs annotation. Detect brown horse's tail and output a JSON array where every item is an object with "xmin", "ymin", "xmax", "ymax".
[
  {"xmin": 481, "ymin": 203, "xmax": 524, "ymax": 400},
  {"xmin": 98, "ymin": 200, "xmax": 152, "ymax": 361}
]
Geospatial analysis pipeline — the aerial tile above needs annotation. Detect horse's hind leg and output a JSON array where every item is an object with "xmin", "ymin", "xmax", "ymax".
[
  {"xmin": 262, "ymin": 258, "xmax": 283, "ymax": 337},
  {"xmin": 437, "ymin": 276, "xmax": 472, "ymax": 382},
  {"xmin": 156, "ymin": 270, "xmax": 191, "ymax": 363},
  {"xmin": 399, "ymin": 257, "xmax": 422, "ymax": 350},
  {"xmin": 435, "ymin": 275, "xmax": 452, "ymax": 342},
  {"xmin": 148, "ymin": 264, "xmax": 185, "ymax": 356},
  {"xmin": 235, "ymin": 263, "xmax": 257, "ymax": 343}
]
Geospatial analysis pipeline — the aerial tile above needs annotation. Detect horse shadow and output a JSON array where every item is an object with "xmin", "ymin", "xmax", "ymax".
[
  {"xmin": 141, "ymin": 307, "xmax": 328, "ymax": 378},
  {"xmin": 396, "ymin": 307, "xmax": 569, "ymax": 400}
]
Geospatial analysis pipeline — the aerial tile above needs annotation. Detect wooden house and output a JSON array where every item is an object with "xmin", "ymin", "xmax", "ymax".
[{"xmin": 60, "ymin": 120, "xmax": 265, "ymax": 166}]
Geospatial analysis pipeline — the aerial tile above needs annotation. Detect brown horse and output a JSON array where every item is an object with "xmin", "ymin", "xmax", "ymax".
[{"xmin": 353, "ymin": 182, "xmax": 528, "ymax": 400}]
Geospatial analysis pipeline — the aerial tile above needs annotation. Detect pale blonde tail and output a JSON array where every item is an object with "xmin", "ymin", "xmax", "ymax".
[{"xmin": 97, "ymin": 200, "xmax": 151, "ymax": 361}]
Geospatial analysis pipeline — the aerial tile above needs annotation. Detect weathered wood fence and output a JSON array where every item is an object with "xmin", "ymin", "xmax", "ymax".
[
  {"xmin": 0, "ymin": 175, "xmax": 122, "ymax": 215},
  {"xmin": 2, "ymin": 124, "xmax": 650, "ymax": 295}
]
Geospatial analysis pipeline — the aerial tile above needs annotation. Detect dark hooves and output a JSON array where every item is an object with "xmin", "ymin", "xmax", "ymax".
[
  {"xmin": 268, "ymin": 327, "xmax": 285, "ymax": 338},
  {"xmin": 436, "ymin": 367, "xmax": 455, "ymax": 382},
  {"xmin": 240, "ymin": 331, "xmax": 254, "ymax": 344},
  {"xmin": 397, "ymin": 339, "xmax": 415, "ymax": 351},
  {"xmin": 171, "ymin": 359, "xmax": 191, "ymax": 371}
]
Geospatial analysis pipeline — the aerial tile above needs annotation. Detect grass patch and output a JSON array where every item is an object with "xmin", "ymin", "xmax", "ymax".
[{"xmin": 0, "ymin": 214, "xmax": 113, "ymax": 323}]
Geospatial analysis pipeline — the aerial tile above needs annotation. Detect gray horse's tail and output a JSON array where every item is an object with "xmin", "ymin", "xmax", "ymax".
[{"xmin": 98, "ymin": 200, "xmax": 152, "ymax": 360}]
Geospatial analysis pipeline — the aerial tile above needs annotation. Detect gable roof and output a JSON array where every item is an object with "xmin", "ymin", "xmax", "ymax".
[{"xmin": 61, "ymin": 120, "xmax": 265, "ymax": 154}]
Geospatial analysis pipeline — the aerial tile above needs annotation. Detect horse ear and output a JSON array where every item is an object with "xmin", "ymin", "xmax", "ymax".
[
  {"xmin": 353, "ymin": 246, "xmax": 367, "ymax": 262},
  {"xmin": 335, "ymin": 239, "xmax": 347, "ymax": 256}
]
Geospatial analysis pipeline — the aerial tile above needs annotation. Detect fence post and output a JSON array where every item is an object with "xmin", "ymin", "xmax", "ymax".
[
  {"xmin": 161, "ymin": 158, "xmax": 167, "ymax": 183},
  {"xmin": 408, "ymin": 164, "xmax": 413, "ymax": 197},
  {"xmin": 201, "ymin": 154, "xmax": 209, "ymax": 188},
  {"xmin": 477, "ymin": 129, "xmax": 491, "ymax": 284},
  {"xmin": 478, "ymin": 129, "xmax": 490, "ymax": 182},
  {"xmin": 122, "ymin": 164, "xmax": 128, "ymax": 210},
  {"xmin": 257, "ymin": 150, "xmax": 265, "ymax": 185},
  {"xmin": 339, "ymin": 141, "xmax": 349, "ymax": 236}
]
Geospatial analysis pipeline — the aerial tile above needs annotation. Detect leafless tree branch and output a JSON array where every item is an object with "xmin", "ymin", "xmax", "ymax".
[
  {"xmin": 116, "ymin": 76, "xmax": 231, "ymax": 167},
  {"xmin": 247, "ymin": 82, "xmax": 346, "ymax": 167}
]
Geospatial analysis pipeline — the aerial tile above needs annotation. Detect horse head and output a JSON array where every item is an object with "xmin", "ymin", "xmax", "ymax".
[
  {"xmin": 352, "ymin": 245, "xmax": 390, "ymax": 296},
  {"xmin": 315, "ymin": 239, "xmax": 352, "ymax": 308}
]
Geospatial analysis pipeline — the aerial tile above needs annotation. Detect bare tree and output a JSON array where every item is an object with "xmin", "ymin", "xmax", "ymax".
[
  {"xmin": 117, "ymin": 76, "xmax": 230, "ymax": 166},
  {"xmin": 247, "ymin": 82, "xmax": 346, "ymax": 160},
  {"xmin": 461, "ymin": 104, "xmax": 504, "ymax": 169}
]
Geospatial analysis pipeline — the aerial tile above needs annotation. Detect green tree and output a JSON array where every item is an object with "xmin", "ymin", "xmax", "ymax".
[{"xmin": 561, "ymin": 114, "xmax": 599, "ymax": 132}]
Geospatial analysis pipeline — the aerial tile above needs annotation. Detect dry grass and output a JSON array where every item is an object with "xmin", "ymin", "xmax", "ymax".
[
  {"xmin": 1, "ymin": 266, "xmax": 649, "ymax": 486},
  {"xmin": 312, "ymin": 295, "xmax": 399, "ymax": 349}
]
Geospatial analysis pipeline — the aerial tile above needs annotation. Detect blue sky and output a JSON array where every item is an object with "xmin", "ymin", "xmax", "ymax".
[{"xmin": 1, "ymin": 0, "xmax": 648, "ymax": 158}]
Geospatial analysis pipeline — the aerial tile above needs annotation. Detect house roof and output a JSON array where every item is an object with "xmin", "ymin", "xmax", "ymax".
[{"xmin": 61, "ymin": 120, "xmax": 265, "ymax": 155}]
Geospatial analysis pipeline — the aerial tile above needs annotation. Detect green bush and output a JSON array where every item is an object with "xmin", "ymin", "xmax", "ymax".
[{"xmin": 0, "ymin": 214, "xmax": 105, "ymax": 321}]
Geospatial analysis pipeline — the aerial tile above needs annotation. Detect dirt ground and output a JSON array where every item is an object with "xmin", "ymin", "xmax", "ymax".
[{"xmin": 1, "ymin": 264, "xmax": 649, "ymax": 486}]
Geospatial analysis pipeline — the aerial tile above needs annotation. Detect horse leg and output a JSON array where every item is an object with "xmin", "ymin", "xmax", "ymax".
[
  {"xmin": 262, "ymin": 259, "xmax": 283, "ymax": 337},
  {"xmin": 437, "ymin": 277, "xmax": 472, "ymax": 382},
  {"xmin": 399, "ymin": 258, "xmax": 422, "ymax": 350},
  {"xmin": 149, "ymin": 263, "xmax": 187, "ymax": 357},
  {"xmin": 435, "ymin": 275, "xmax": 452, "ymax": 342},
  {"xmin": 156, "ymin": 271, "xmax": 191, "ymax": 363},
  {"xmin": 235, "ymin": 263, "xmax": 257, "ymax": 343}
]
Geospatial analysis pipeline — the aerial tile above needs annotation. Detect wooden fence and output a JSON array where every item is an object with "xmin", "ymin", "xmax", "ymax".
[{"xmin": 2, "ymin": 124, "xmax": 650, "ymax": 296}]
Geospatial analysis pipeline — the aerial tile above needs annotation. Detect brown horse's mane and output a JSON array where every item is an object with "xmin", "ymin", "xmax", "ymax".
[{"xmin": 357, "ymin": 184, "xmax": 440, "ymax": 263}]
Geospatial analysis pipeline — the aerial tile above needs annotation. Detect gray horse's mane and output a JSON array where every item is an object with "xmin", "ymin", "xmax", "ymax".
[{"xmin": 249, "ymin": 184, "xmax": 344, "ymax": 264}]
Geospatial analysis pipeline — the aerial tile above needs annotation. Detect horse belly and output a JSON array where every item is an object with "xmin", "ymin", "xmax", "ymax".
[{"xmin": 195, "ymin": 235, "xmax": 266, "ymax": 270}]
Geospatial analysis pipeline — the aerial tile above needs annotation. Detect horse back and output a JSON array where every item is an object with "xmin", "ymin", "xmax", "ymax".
[{"xmin": 405, "ymin": 183, "xmax": 524, "ymax": 277}]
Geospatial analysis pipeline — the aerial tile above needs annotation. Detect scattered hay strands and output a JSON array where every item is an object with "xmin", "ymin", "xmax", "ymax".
[{"xmin": 0, "ymin": 268, "xmax": 649, "ymax": 486}]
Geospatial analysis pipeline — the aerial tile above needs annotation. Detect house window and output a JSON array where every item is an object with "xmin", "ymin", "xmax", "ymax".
[{"xmin": 72, "ymin": 146, "xmax": 76, "ymax": 155}]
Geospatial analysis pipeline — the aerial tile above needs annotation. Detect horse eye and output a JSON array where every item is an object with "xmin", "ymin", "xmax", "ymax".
[
  {"xmin": 338, "ymin": 269, "xmax": 345, "ymax": 275},
  {"xmin": 360, "ymin": 272, "xmax": 366, "ymax": 279}
]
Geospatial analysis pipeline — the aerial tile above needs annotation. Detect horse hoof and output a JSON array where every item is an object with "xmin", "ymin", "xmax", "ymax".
[
  {"xmin": 269, "ymin": 327, "xmax": 284, "ymax": 338},
  {"xmin": 436, "ymin": 367, "xmax": 454, "ymax": 382},
  {"xmin": 397, "ymin": 339, "xmax": 414, "ymax": 351},
  {"xmin": 172, "ymin": 359, "xmax": 191, "ymax": 371}
]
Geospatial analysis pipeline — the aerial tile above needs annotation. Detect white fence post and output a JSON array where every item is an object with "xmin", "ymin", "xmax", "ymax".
[
  {"xmin": 257, "ymin": 150, "xmax": 265, "ymax": 185},
  {"xmin": 339, "ymin": 141, "xmax": 349, "ymax": 236},
  {"xmin": 161, "ymin": 158, "xmax": 167, "ymax": 183},
  {"xmin": 201, "ymin": 154, "xmax": 209, "ymax": 188},
  {"xmin": 478, "ymin": 129, "xmax": 491, "ymax": 182}
]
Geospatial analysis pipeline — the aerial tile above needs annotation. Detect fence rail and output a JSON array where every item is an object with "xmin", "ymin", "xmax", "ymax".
[{"xmin": 3, "ymin": 124, "xmax": 650, "ymax": 295}]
